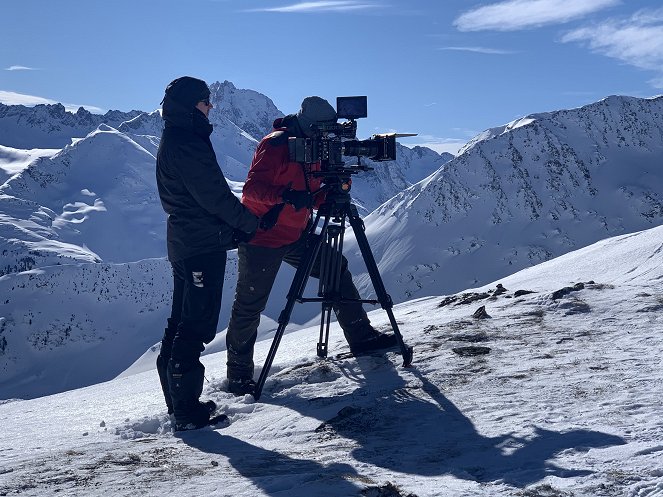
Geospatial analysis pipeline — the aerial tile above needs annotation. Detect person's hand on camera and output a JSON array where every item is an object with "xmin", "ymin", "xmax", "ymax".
[{"xmin": 282, "ymin": 188, "xmax": 312, "ymax": 211}]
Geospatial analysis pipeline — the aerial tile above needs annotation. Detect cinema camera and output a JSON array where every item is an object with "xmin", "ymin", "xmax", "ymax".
[{"xmin": 288, "ymin": 96, "xmax": 408, "ymax": 173}]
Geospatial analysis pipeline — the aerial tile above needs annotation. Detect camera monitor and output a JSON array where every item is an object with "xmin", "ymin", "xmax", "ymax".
[{"xmin": 337, "ymin": 96, "xmax": 367, "ymax": 120}]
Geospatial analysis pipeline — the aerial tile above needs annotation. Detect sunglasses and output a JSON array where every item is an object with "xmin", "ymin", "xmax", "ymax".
[{"xmin": 199, "ymin": 97, "xmax": 211, "ymax": 106}]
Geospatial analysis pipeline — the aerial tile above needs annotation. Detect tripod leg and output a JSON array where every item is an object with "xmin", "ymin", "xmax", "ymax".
[
  {"xmin": 253, "ymin": 218, "xmax": 329, "ymax": 401},
  {"xmin": 317, "ymin": 310, "xmax": 332, "ymax": 358},
  {"xmin": 317, "ymin": 224, "xmax": 343, "ymax": 358},
  {"xmin": 346, "ymin": 205, "xmax": 414, "ymax": 367}
]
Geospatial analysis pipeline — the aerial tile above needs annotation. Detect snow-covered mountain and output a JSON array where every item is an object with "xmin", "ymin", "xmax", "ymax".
[
  {"xmin": 1, "ymin": 223, "xmax": 661, "ymax": 497},
  {"xmin": 0, "ymin": 125, "xmax": 165, "ymax": 274},
  {"xmin": 347, "ymin": 95, "xmax": 663, "ymax": 302}
]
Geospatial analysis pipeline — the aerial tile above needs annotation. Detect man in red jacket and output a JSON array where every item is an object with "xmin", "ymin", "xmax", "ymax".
[{"xmin": 225, "ymin": 96, "xmax": 397, "ymax": 396}]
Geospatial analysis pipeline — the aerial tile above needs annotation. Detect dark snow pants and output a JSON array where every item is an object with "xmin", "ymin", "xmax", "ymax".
[
  {"xmin": 225, "ymin": 234, "xmax": 374, "ymax": 380},
  {"xmin": 157, "ymin": 251, "xmax": 226, "ymax": 415}
]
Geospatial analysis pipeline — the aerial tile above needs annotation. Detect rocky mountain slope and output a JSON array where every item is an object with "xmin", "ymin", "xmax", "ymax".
[{"xmin": 347, "ymin": 95, "xmax": 663, "ymax": 301}]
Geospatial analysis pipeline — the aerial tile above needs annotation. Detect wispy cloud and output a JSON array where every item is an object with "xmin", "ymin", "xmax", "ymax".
[
  {"xmin": 247, "ymin": 1, "xmax": 378, "ymax": 13},
  {"xmin": 454, "ymin": 0, "xmax": 619, "ymax": 32},
  {"xmin": 562, "ymin": 9, "xmax": 663, "ymax": 87},
  {"xmin": 0, "ymin": 90, "xmax": 104, "ymax": 113},
  {"xmin": 5, "ymin": 65, "xmax": 39, "ymax": 71},
  {"xmin": 401, "ymin": 135, "xmax": 468, "ymax": 155},
  {"xmin": 438, "ymin": 46, "xmax": 515, "ymax": 55}
]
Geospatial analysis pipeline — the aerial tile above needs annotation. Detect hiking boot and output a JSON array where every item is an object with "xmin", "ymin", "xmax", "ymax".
[
  {"xmin": 349, "ymin": 332, "xmax": 399, "ymax": 356},
  {"xmin": 201, "ymin": 399, "xmax": 217, "ymax": 413},
  {"xmin": 226, "ymin": 378, "xmax": 256, "ymax": 396},
  {"xmin": 173, "ymin": 399, "xmax": 218, "ymax": 432}
]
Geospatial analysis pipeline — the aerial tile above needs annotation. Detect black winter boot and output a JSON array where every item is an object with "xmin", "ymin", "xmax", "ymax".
[
  {"xmin": 156, "ymin": 321, "xmax": 178, "ymax": 414},
  {"xmin": 169, "ymin": 338, "xmax": 214, "ymax": 430},
  {"xmin": 157, "ymin": 353, "xmax": 173, "ymax": 415},
  {"xmin": 226, "ymin": 377, "xmax": 257, "ymax": 396},
  {"xmin": 349, "ymin": 332, "xmax": 398, "ymax": 356}
]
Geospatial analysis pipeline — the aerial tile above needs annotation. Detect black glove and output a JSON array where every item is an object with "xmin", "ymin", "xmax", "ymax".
[
  {"xmin": 259, "ymin": 204, "xmax": 284, "ymax": 231},
  {"xmin": 282, "ymin": 188, "xmax": 313, "ymax": 211},
  {"xmin": 232, "ymin": 228, "xmax": 256, "ymax": 245}
]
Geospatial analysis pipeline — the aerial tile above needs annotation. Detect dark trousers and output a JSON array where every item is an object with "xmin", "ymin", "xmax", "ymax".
[
  {"xmin": 157, "ymin": 251, "xmax": 226, "ymax": 414},
  {"xmin": 226, "ymin": 234, "xmax": 374, "ymax": 380}
]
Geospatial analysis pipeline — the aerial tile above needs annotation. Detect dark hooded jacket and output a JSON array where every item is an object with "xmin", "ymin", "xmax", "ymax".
[{"xmin": 156, "ymin": 98, "xmax": 258, "ymax": 262}]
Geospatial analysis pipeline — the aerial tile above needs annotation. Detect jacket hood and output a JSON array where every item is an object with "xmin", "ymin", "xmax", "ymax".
[{"xmin": 162, "ymin": 97, "xmax": 213, "ymax": 137}]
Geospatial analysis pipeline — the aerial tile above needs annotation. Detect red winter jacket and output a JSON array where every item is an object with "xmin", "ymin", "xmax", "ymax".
[{"xmin": 242, "ymin": 118, "xmax": 325, "ymax": 248}]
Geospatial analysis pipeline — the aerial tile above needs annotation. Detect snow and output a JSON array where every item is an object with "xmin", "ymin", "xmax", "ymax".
[{"xmin": 1, "ymin": 226, "xmax": 662, "ymax": 496}]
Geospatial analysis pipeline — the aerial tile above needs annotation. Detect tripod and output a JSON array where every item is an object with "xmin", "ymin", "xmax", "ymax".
[{"xmin": 253, "ymin": 176, "xmax": 414, "ymax": 401}]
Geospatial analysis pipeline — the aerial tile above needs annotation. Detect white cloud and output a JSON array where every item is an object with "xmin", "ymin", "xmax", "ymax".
[
  {"xmin": 454, "ymin": 0, "xmax": 619, "ymax": 32},
  {"xmin": 438, "ymin": 46, "xmax": 515, "ymax": 55},
  {"xmin": 247, "ymin": 1, "xmax": 378, "ymax": 13},
  {"xmin": 5, "ymin": 66, "xmax": 39, "ymax": 71},
  {"xmin": 562, "ymin": 9, "xmax": 663, "ymax": 87},
  {"xmin": 0, "ymin": 90, "xmax": 104, "ymax": 113},
  {"xmin": 401, "ymin": 135, "xmax": 467, "ymax": 155}
]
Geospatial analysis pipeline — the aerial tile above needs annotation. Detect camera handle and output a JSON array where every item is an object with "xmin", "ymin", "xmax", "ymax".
[{"xmin": 253, "ymin": 193, "xmax": 414, "ymax": 401}]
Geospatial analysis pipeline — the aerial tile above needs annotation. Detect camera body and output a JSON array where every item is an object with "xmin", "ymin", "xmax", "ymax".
[{"xmin": 288, "ymin": 96, "xmax": 397, "ymax": 173}]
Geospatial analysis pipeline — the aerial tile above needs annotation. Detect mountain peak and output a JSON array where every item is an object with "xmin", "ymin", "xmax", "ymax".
[{"xmin": 207, "ymin": 80, "xmax": 283, "ymax": 141}]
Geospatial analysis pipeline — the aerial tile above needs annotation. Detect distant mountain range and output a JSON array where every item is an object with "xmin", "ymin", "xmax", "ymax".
[{"xmin": 0, "ymin": 102, "xmax": 141, "ymax": 149}]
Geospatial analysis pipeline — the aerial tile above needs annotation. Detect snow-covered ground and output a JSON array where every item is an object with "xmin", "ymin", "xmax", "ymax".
[{"xmin": 1, "ymin": 225, "xmax": 662, "ymax": 497}]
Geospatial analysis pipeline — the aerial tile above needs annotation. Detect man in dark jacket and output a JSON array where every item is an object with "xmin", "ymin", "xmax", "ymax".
[
  {"xmin": 156, "ymin": 76, "xmax": 258, "ymax": 430},
  {"xmin": 225, "ymin": 96, "xmax": 397, "ymax": 396}
]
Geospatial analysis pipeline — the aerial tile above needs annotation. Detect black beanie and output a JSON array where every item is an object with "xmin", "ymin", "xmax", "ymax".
[
  {"xmin": 296, "ymin": 96, "xmax": 337, "ymax": 137},
  {"xmin": 161, "ymin": 76, "xmax": 210, "ymax": 109}
]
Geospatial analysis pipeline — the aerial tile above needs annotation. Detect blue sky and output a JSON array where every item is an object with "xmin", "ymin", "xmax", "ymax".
[{"xmin": 1, "ymin": 0, "xmax": 662, "ymax": 154}]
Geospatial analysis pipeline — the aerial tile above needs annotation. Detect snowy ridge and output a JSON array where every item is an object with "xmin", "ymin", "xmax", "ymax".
[
  {"xmin": 348, "ymin": 95, "xmax": 663, "ymax": 302},
  {"xmin": 1, "ymin": 224, "xmax": 662, "ymax": 496},
  {"xmin": 0, "ymin": 145, "xmax": 59, "ymax": 184},
  {"xmin": 117, "ymin": 109, "xmax": 164, "ymax": 137}
]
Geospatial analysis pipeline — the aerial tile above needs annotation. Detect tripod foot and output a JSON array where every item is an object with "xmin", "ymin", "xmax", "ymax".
[{"xmin": 402, "ymin": 346, "xmax": 414, "ymax": 367}]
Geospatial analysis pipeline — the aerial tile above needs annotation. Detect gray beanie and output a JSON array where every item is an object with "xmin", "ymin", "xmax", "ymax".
[{"xmin": 296, "ymin": 96, "xmax": 337, "ymax": 137}]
